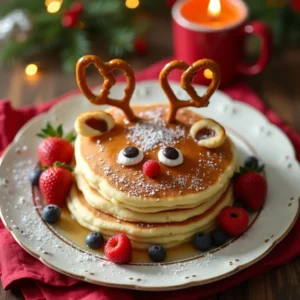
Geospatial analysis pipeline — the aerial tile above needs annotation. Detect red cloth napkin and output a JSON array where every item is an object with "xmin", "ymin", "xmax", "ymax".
[{"xmin": 1, "ymin": 59, "xmax": 300, "ymax": 300}]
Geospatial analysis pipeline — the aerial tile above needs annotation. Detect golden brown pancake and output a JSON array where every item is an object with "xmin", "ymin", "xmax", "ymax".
[
  {"xmin": 67, "ymin": 183, "xmax": 233, "ymax": 249},
  {"xmin": 75, "ymin": 105, "xmax": 237, "ymax": 208}
]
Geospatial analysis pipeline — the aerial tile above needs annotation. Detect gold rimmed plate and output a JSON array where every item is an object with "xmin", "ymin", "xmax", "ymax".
[{"xmin": 0, "ymin": 81, "xmax": 299, "ymax": 291}]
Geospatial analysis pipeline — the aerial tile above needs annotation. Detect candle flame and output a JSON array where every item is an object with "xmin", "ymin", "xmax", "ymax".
[{"xmin": 208, "ymin": 0, "xmax": 221, "ymax": 18}]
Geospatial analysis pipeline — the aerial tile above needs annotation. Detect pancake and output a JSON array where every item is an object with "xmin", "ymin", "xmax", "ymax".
[
  {"xmin": 67, "ymin": 183, "xmax": 234, "ymax": 249},
  {"xmin": 75, "ymin": 105, "xmax": 237, "ymax": 208},
  {"xmin": 75, "ymin": 171, "xmax": 231, "ymax": 223}
]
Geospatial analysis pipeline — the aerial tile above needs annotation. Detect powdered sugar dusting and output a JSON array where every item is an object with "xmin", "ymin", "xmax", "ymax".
[
  {"xmin": 126, "ymin": 122, "xmax": 185, "ymax": 152},
  {"xmin": 126, "ymin": 108, "xmax": 185, "ymax": 151}
]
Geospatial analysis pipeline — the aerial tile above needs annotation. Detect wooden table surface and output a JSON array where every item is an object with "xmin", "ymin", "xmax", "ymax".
[{"xmin": 1, "ymin": 15, "xmax": 300, "ymax": 300}]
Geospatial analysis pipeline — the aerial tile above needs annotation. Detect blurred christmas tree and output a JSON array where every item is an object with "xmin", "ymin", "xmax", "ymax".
[
  {"xmin": 0, "ymin": 0, "xmax": 166, "ymax": 73},
  {"xmin": 2, "ymin": 0, "xmax": 300, "ymax": 73},
  {"xmin": 246, "ymin": 0, "xmax": 300, "ymax": 47}
]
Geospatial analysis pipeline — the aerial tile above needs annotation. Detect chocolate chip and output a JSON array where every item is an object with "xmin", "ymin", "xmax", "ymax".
[
  {"xmin": 195, "ymin": 128, "xmax": 215, "ymax": 141},
  {"xmin": 163, "ymin": 147, "xmax": 179, "ymax": 160},
  {"xmin": 123, "ymin": 146, "xmax": 139, "ymax": 158},
  {"xmin": 85, "ymin": 118, "xmax": 108, "ymax": 133}
]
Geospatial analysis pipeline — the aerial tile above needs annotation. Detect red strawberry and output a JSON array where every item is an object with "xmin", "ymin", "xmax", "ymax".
[
  {"xmin": 37, "ymin": 123, "xmax": 75, "ymax": 166},
  {"xmin": 218, "ymin": 206, "xmax": 249, "ymax": 236},
  {"xmin": 143, "ymin": 160, "xmax": 160, "ymax": 178},
  {"xmin": 104, "ymin": 233, "xmax": 132, "ymax": 264},
  {"xmin": 233, "ymin": 171, "xmax": 267, "ymax": 211},
  {"xmin": 39, "ymin": 163, "xmax": 73, "ymax": 206}
]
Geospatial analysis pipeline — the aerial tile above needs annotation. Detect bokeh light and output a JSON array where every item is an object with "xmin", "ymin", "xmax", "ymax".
[
  {"xmin": 204, "ymin": 69, "xmax": 213, "ymax": 79},
  {"xmin": 46, "ymin": 0, "xmax": 62, "ymax": 13},
  {"xmin": 125, "ymin": 0, "xmax": 139, "ymax": 9},
  {"xmin": 25, "ymin": 64, "xmax": 38, "ymax": 76}
]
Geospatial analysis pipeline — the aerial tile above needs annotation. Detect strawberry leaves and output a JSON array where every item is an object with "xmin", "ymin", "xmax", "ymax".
[
  {"xmin": 233, "ymin": 164, "xmax": 265, "ymax": 180},
  {"xmin": 42, "ymin": 162, "xmax": 73, "ymax": 172},
  {"xmin": 53, "ymin": 162, "xmax": 74, "ymax": 172},
  {"xmin": 64, "ymin": 131, "xmax": 76, "ymax": 143},
  {"xmin": 37, "ymin": 123, "xmax": 76, "ymax": 142}
]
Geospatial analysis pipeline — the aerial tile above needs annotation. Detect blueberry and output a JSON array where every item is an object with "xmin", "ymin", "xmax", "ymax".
[
  {"xmin": 42, "ymin": 204, "xmax": 61, "ymax": 224},
  {"xmin": 234, "ymin": 200, "xmax": 246, "ymax": 209},
  {"xmin": 148, "ymin": 245, "xmax": 166, "ymax": 262},
  {"xmin": 192, "ymin": 233, "xmax": 212, "ymax": 251},
  {"xmin": 212, "ymin": 229, "xmax": 229, "ymax": 247},
  {"xmin": 244, "ymin": 156, "xmax": 259, "ymax": 169},
  {"xmin": 29, "ymin": 168, "xmax": 43, "ymax": 186},
  {"xmin": 85, "ymin": 232, "xmax": 104, "ymax": 249}
]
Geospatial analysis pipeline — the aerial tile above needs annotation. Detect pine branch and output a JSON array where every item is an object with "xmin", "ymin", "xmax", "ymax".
[
  {"xmin": 84, "ymin": 0, "xmax": 123, "ymax": 17},
  {"xmin": 105, "ymin": 26, "xmax": 136, "ymax": 57},
  {"xmin": 0, "ymin": 38, "xmax": 41, "ymax": 65},
  {"xmin": 0, "ymin": 0, "xmax": 45, "ymax": 17},
  {"xmin": 61, "ymin": 30, "xmax": 90, "ymax": 73}
]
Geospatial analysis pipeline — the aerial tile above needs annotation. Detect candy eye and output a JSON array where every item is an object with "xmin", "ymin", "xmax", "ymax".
[
  {"xmin": 117, "ymin": 146, "xmax": 144, "ymax": 166},
  {"xmin": 158, "ymin": 147, "xmax": 183, "ymax": 167}
]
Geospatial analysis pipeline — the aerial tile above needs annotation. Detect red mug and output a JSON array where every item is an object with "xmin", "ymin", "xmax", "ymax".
[{"xmin": 172, "ymin": 0, "xmax": 272, "ymax": 86}]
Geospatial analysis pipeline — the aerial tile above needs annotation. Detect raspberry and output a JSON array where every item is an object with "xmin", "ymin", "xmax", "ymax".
[
  {"xmin": 104, "ymin": 233, "xmax": 132, "ymax": 264},
  {"xmin": 143, "ymin": 160, "xmax": 160, "ymax": 178},
  {"xmin": 218, "ymin": 206, "xmax": 249, "ymax": 236}
]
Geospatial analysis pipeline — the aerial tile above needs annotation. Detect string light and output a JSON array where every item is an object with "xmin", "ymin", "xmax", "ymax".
[
  {"xmin": 125, "ymin": 0, "xmax": 139, "ymax": 9},
  {"xmin": 25, "ymin": 64, "xmax": 38, "ymax": 76},
  {"xmin": 46, "ymin": 0, "xmax": 62, "ymax": 13},
  {"xmin": 204, "ymin": 69, "xmax": 213, "ymax": 79}
]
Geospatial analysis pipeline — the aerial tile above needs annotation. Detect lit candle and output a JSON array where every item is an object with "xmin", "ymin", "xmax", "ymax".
[
  {"xmin": 172, "ymin": 0, "xmax": 271, "ymax": 86},
  {"xmin": 208, "ymin": 0, "xmax": 221, "ymax": 20},
  {"xmin": 180, "ymin": 0, "xmax": 244, "ymax": 29}
]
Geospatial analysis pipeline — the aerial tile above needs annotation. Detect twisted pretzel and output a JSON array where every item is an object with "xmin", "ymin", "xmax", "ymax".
[
  {"xmin": 159, "ymin": 59, "xmax": 221, "ymax": 123},
  {"xmin": 76, "ymin": 55, "xmax": 136, "ymax": 122}
]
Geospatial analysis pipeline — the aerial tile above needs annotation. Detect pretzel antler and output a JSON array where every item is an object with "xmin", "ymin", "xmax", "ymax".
[
  {"xmin": 76, "ymin": 55, "xmax": 136, "ymax": 122},
  {"xmin": 159, "ymin": 59, "xmax": 221, "ymax": 123}
]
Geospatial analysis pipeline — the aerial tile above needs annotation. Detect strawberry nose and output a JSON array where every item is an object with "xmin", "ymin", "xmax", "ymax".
[{"xmin": 142, "ymin": 160, "xmax": 160, "ymax": 178}]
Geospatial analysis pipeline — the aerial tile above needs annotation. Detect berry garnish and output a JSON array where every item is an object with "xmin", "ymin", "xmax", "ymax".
[
  {"xmin": 28, "ymin": 168, "xmax": 43, "ymax": 186},
  {"xmin": 42, "ymin": 204, "xmax": 61, "ymax": 224},
  {"xmin": 218, "ymin": 206, "xmax": 249, "ymax": 236},
  {"xmin": 143, "ymin": 160, "xmax": 160, "ymax": 178},
  {"xmin": 39, "ymin": 162, "xmax": 73, "ymax": 206},
  {"xmin": 192, "ymin": 233, "xmax": 212, "ymax": 251},
  {"xmin": 212, "ymin": 229, "xmax": 229, "ymax": 247},
  {"xmin": 233, "ymin": 171, "xmax": 267, "ymax": 211},
  {"xmin": 148, "ymin": 245, "xmax": 166, "ymax": 262},
  {"xmin": 70, "ymin": 1, "xmax": 84, "ymax": 15},
  {"xmin": 85, "ymin": 232, "xmax": 104, "ymax": 249},
  {"xmin": 104, "ymin": 233, "xmax": 132, "ymax": 264},
  {"xmin": 244, "ymin": 156, "xmax": 259, "ymax": 169},
  {"xmin": 37, "ymin": 123, "xmax": 75, "ymax": 166}
]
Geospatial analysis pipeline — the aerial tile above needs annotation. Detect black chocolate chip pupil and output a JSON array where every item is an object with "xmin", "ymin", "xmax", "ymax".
[
  {"xmin": 123, "ymin": 146, "xmax": 139, "ymax": 158},
  {"xmin": 163, "ymin": 147, "xmax": 179, "ymax": 160}
]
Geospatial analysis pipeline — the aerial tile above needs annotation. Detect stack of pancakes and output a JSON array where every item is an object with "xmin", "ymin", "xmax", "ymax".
[{"xmin": 68, "ymin": 105, "xmax": 237, "ymax": 249}]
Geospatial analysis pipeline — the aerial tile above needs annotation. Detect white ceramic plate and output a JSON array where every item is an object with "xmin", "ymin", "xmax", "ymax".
[{"xmin": 0, "ymin": 81, "xmax": 299, "ymax": 291}]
